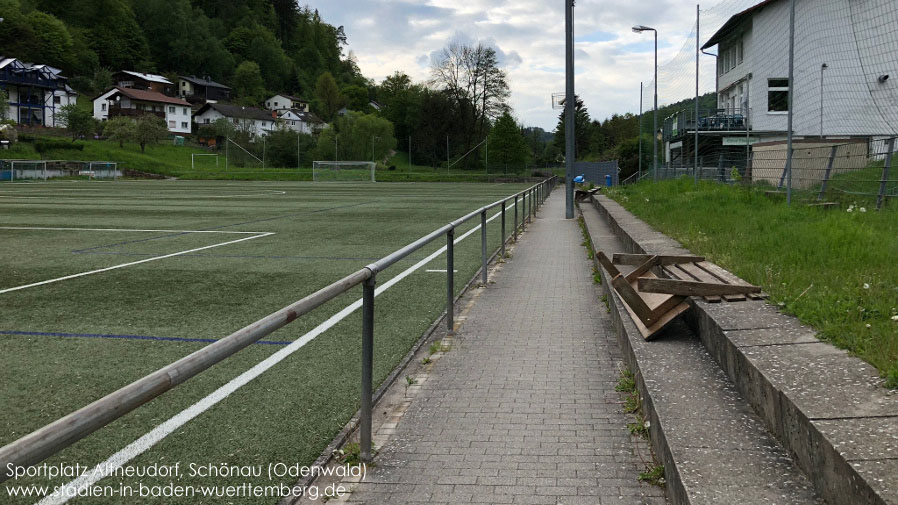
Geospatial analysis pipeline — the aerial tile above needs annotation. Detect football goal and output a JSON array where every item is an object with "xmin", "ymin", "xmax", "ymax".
[
  {"xmin": 5, "ymin": 160, "xmax": 47, "ymax": 182},
  {"xmin": 312, "ymin": 161, "xmax": 376, "ymax": 182},
  {"xmin": 192, "ymin": 153, "xmax": 220, "ymax": 171}
]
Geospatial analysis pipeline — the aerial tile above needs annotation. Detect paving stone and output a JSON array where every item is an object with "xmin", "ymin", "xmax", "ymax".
[{"xmin": 346, "ymin": 193, "xmax": 665, "ymax": 504}]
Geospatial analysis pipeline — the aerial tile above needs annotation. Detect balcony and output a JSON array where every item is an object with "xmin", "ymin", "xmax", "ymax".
[
  {"xmin": 108, "ymin": 106, "xmax": 165, "ymax": 120},
  {"xmin": 664, "ymin": 108, "xmax": 748, "ymax": 141}
]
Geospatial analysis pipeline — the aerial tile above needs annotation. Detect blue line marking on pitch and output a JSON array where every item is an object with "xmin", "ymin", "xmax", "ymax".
[{"xmin": 0, "ymin": 330, "xmax": 292, "ymax": 346}]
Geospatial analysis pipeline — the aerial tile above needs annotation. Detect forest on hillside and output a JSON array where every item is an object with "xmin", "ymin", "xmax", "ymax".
[{"xmin": 0, "ymin": 0, "xmax": 365, "ymax": 103}]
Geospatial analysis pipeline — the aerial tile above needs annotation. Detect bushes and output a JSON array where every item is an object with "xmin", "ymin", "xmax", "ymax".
[{"xmin": 34, "ymin": 138, "xmax": 84, "ymax": 153}]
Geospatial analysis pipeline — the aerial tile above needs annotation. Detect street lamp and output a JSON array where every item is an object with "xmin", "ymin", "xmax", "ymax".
[{"xmin": 633, "ymin": 24, "xmax": 658, "ymax": 181}]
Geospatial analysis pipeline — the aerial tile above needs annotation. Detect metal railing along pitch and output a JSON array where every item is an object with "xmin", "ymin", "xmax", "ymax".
[{"xmin": 0, "ymin": 176, "xmax": 557, "ymax": 476}]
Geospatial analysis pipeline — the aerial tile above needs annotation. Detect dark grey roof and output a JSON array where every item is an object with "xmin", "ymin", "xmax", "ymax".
[
  {"xmin": 702, "ymin": 0, "xmax": 777, "ymax": 49},
  {"xmin": 196, "ymin": 103, "xmax": 274, "ymax": 121},
  {"xmin": 180, "ymin": 75, "xmax": 231, "ymax": 89}
]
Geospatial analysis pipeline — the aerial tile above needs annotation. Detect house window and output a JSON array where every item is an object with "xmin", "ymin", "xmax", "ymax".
[
  {"xmin": 204, "ymin": 118, "xmax": 210, "ymax": 124},
  {"xmin": 102, "ymin": 103, "xmax": 107, "ymax": 111},
  {"xmin": 169, "ymin": 106, "xmax": 175, "ymax": 114},
  {"xmin": 53, "ymin": 96, "xmax": 61, "ymax": 104},
  {"xmin": 233, "ymin": 118, "xmax": 239, "ymax": 124},
  {"xmin": 183, "ymin": 108, "xmax": 188, "ymax": 115},
  {"xmin": 768, "ymin": 78, "xmax": 789, "ymax": 112},
  {"xmin": 737, "ymin": 40, "xmax": 743, "ymax": 65},
  {"xmin": 169, "ymin": 120, "xmax": 176, "ymax": 128},
  {"xmin": 181, "ymin": 122, "xmax": 188, "ymax": 129}
]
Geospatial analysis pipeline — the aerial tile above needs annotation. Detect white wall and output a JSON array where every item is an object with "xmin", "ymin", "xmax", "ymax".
[
  {"xmin": 194, "ymin": 109, "xmax": 271, "ymax": 137},
  {"xmin": 723, "ymin": 0, "xmax": 897, "ymax": 136},
  {"xmin": 93, "ymin": 91, "xmax": 191, "ymax": 134}
]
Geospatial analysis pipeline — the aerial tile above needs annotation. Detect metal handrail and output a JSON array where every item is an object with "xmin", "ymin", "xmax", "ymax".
[{"xmin": 0, "ymin": 176, "xmax": 557, "ymax": 478}]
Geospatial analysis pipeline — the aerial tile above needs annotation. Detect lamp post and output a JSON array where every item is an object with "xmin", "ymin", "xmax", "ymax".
[
  {"xmin": 633, "ymin": 25, "xmax": 658, "ymax": 181},
  {"xmin": 638, "ymin": 82, "xmax": 643, "ymax": 180},
  {"xmin": 820, "ymin": 63, "xmax": 828, "ymax": 138},
  {"xmin": 564, "ymin": 0, "xmax": 575, "ymax": 218}
]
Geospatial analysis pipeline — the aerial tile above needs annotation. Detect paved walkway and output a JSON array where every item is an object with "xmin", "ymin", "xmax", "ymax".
[{"xmin": 345, "ymin": 193, "xmax": 667, "ymax": 505}]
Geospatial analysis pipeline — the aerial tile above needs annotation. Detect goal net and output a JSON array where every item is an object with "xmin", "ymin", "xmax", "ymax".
[
  {"xmin": 312, "ymin": 161, "xmax": 376, "ymax": 182},
  {"xmin": 5, "ymin": 160, "xmax": 47, "ymax": 181}
]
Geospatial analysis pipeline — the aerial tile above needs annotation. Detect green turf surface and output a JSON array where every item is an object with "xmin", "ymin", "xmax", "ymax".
[
  {"xmin": 0, "ymin": 180, "xmax": 535, "ymax": 503},
  {"xmin": 605, "ymin": 178, "xmax": 898, "ymax": 388}
]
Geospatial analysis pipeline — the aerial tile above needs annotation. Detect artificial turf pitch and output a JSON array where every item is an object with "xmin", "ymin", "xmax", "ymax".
[{"xmin": 0, "ymin": 180, "xmax": 532, "ymax": 503}]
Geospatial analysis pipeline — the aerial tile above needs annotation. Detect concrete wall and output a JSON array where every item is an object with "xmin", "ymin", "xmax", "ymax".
[{"xmin": 751, "ymin": 139, "xmax": 869, "ymax": 189}]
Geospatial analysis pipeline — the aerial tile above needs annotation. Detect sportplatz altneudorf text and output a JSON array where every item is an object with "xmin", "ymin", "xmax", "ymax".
[{"xmin": 5, "ymin": 461, "xmax": 366, "ymax": 481}]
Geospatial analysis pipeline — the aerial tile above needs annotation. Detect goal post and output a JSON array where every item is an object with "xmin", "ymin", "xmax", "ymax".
[
  {"xmin": 88, "ymin": 161, "xmax": 119, "ymax": 180},
  {"xmin": 192, "ymin": 153, "xmax": 220, "ymax": 171},
  {"xmin": 312, "ymin": 161, "xmax": 376, "ymax": 182},
  {"xmin": 8, "ymin": 160, "xmax": 47, "ymax": 182}
]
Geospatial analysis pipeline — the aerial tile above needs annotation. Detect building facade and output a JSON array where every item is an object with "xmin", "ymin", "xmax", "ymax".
[
  {"xmin": 93, "ymin": 87, "xmax": 192, "ymax": 134},
  {"xmin": 0, "ymin": 58, "xmax": 77, "ymax": 127}
]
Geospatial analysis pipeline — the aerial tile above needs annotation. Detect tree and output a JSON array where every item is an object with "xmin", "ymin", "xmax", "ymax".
[
  {"xmin": 315, "ymin": 111, "xmax": 395, "ymax": 162},
  {"xmin": 25, "ymin": 10, "xmax": 74, "ymax": 69},
  {"xmin": 553, "ymin": 96, "xmax": 591, "ymax": 160},
  {"xmin": 103, "ymin": 117, "xmax": 136, "ymax": 147},
  {"xmin": 314, "ymin": 71, "xmax": 346, "ymax": 122},
  {"xmin": 134, "ymin": 115, "xmax": 168, "ymax": 153},
  {"xmin": 56, "ymin": 104, "xmax": 95, "ymax": 141},
  {"xmin": 0, "ymin": 89, "xmax": 8, "ymax": 120},
  {"xmin": 431, "ymin": 43, "xmax": 510, "ymax": 168},
  {"xmin": 232, "ymin": 61, "xmax": 266, "ymax": 106},
  {"xmin": 487, "ymin": 112, "xmax": 529, "ymax": 172}
]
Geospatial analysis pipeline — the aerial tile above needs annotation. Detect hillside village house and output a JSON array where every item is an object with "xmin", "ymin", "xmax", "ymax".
[
  {"xmin": 276, "ymin": 108, "xmax": 323, "ymax": 134},
  {"xmin": 0, "ymin": 57, "xmax": 78, "ymax": 127},
  {"xmin": 178, "ymin": 75, "xmax": 231, "ymax": 105},
  {"xmin": 93, "ymin": 87, "xmax": 191, "ymax": 134},
  {"xmin": 265, "ymin": 94, "xmax": 309, "ymax": 112},
  {"xmin": 663, "ymin": 0, "xmax": 898, "ymax": 180},
  {"xmin": 114, "ymin": 71, "xmax": 174, "ymax": 96},
  {"xmin": 194, "ymin": 103, "xmax": 277, "ymax": 138}
]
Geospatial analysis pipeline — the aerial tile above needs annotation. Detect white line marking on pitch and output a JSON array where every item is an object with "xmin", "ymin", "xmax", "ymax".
[
  {"xmin": 0, "ymin": 226, "xmax": 266, "ymax": 235},
  {"xmin": 425, "ymin": 269, "xmax": 458, "ymax": 273},
  {"xmin": 38, "ymin": 199, "xmax": 522, "ymax": 505},
  {"xmin": 0, "ymin": 233, "xmax": 274, "ymax": 295}
]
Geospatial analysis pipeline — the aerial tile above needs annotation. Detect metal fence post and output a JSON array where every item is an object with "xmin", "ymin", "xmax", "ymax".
[
  {"xmin": 513, "ymin": 195, "xmax": 518, "ymax": 241},
  {"xmin": 446, "ymin": 228, "xmax": 455, "ymax": 333},
  {"xmin": 500, "ymin": 201, "xmax": 506, "ymax": 258},
  {"xmin": 818, "ymin": 145, "xmax": 837, "ymax": 200},
  {"xmin": 360, "ymin": 275, "xmax": 376, "ymax": 463},
  {"xmin": 718, "ymin": 153, "xmax": 725, "ymax": 182},
  {"xmin": 877, "ymin": 138, "xmax": 895, "ymax": 210},
  {"xmin": 480, "ymin": 210, "xmax": 488, "ymax": 285}
]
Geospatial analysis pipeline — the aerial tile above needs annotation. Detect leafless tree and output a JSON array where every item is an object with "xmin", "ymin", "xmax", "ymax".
[{"xmin": 431, "ymin": 42, "xmax": 510, "ymax": 168}]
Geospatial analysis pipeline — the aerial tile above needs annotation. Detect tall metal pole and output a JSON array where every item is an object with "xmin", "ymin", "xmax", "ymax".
[
  {"xmin": 636, "ymin": 82, "xmax": 642, "ymax": 182},
  {"xmin": 564, "ymin": 0, "xmax": 575, "ymax": 219},
  {"xmin": 360, "ymin": 275, "xmax": 376, "ymax": 463},
  {"xmin": 480, "ymin": 210, "xmax": 488, "ymax": 285},
  {"xmin": 786, "ymin": 0, "xmax": 795, "ymax": 204},
  {"xmin": 694, "ymin": 4, "xmax": 700, "ymax": 184},
  {"xmin": 654, "ymin": 30, "xmax": 659, "ymax": 181},
  {"xmin": 819, "ymin": 63, "xmax": 827, "ymax": 137},
  {"xmin": 446, "ymin": 229, "xmax": 455, "ymax": 333}
]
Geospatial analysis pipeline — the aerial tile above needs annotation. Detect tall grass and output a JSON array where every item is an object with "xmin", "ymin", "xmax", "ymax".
[{"xmin": 607, "ymin": 178, "xmax": 898, "ymax": 387}]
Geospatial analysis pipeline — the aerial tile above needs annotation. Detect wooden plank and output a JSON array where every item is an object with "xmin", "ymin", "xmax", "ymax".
[
  {"xmin": 667, "ymin": 264, "xmax": 722, "ymax": 302},
  {"xmin": 624, "ymin": 256, "xmax": 659, "ymax": 283},
  {"xmin": 638, "ymin": 277, "xmax": 762, "ymax": 297},
  {"xmin": 611, "ymin": 275, "xmax": 657, "ymax": 325},
  {"xmin": 694, "ymin": 262, "xmax": 758, "ymax": 301},
  {"xmin": 619, "ymin": 296, "xmax": 691, "ymax": 341},
  {"xmin": 596, "ymin": 251, "xmax": 623, "ymax": 278},
  {"xmin": 677, "ymin": 262, "xmax": 743, "ymax": 301},
  {"xmin": 613, "ymin": 253, "xmax": 705, "ymax": 266}
]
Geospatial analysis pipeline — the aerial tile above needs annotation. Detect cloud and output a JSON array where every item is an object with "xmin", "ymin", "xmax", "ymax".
[{"xmin": 312, "ymin": 0, "xmax": 728, "ymax": 130}]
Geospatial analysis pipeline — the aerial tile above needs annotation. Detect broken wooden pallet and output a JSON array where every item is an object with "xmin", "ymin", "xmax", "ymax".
[{"xmin": 598, "ymin": 252, "xmax": 765, "ymax": 340}]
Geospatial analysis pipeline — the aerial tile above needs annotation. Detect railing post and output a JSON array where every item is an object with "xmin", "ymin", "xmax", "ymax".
[
  {"xmin": 500, "ymin": 201, "xmax": 506, "ymax": 258},
  {"xmin": 877, "ymin": 137, "xmax": 895, "ymax": 210},
  {"xmin": 446, "ymin": 228, "xmax": 455, "ymax": 334},
  {"xmin": 513, "ymin": 195, "xmax": 518, "ymax": 241},
  {"xmin": 480, "ymin": 210, "xmax": 488, "ymax": 285},
  {"xmin": 360, "ymin": 274, "xmax": 376, "ymax": 463},
  {"xmin": 818, "ymin": 145, "xmax": 837, "ymax": 201}
]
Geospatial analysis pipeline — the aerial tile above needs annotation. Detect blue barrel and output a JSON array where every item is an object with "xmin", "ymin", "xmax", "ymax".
[{"xmin": 605, "ymin": 174, "xmax": 612, "ymax": 187}]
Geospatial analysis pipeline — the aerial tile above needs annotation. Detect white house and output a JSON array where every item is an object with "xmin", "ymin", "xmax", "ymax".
[
  {"xmin": 194, "ymin": 103, "xmax": 278, "ymax": 138},
  {"xmin": 0, "ymin": 57, "xmax": 77, "ymax": 127},
  {"xmin": 265, "ymin": 94, "xmax": 309, "ymax": 112},
  {"xmin": 702, "ymin": 0, "xmax": 898, "ymax": 138},
  {"xmin": 276, "ymin": 109, "xmax": 324, "ymax": 134},
  {"xmin": 93, "ymin": 87, "xmax": 192, "ymax": 134}
]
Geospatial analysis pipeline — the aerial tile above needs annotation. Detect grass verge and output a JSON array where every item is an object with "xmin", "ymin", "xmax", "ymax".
[{"xmin": 606, "ymin": 178, "xmax": 898, "ymax": 387}]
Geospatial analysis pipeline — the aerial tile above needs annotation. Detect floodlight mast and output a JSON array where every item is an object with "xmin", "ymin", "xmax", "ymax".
[
  {"xmin": 633, "ymin": 24, "xmax": 658, "ymax": 181},
  {"xmin": 564, "ymin": 0, "xmax": 575, "ymax": 219}
]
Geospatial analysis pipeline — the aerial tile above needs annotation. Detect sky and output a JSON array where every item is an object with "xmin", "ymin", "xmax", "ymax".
[{"xmin": 312, "ymin": 0, "xmax": 728, "ymax": 131}]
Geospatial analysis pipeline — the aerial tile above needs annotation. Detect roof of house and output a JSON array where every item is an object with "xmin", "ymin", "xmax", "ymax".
[
  {"xmin": 0, "ymin": 57, "xmax": 16, "ymax": 70},
  {"xmin": 702, "ymin": 0, "xmax": 777, "ymax": 49},
  {"xmin": 195, "ymin": 103, "xmax": 275, "ymax": 121},
  {"xmin": 118, "ymin": 70, "xmax": 173, "ymax": 85},
  {"xmin": 271, "ymin": 93, "xmax": 307, "ymax": 102},
  {"xmin": 179, "ymin": 75, "xmax": 231, "ymax": 89},
  {"xmin": 97, "ymin": 86, "xmax": 190, "ymax": 106},
  {"xmin": 279, "ymin": 109, "xmax": 323, "ymax": 123}
]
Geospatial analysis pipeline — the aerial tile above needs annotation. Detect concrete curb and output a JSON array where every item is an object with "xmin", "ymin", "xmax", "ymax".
[{"xmin": 588, "ymin": 194, "xmax": 898, "ymax": 505}]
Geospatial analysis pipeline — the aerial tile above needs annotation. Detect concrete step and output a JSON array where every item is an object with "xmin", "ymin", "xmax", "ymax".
[
  {"xmin": 579, "ymin": 201, "xmax": 823, "ymax": 505},
  {"xmin": 587, "ymin": 194, "xmax": 898, "ymax": 505}
]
